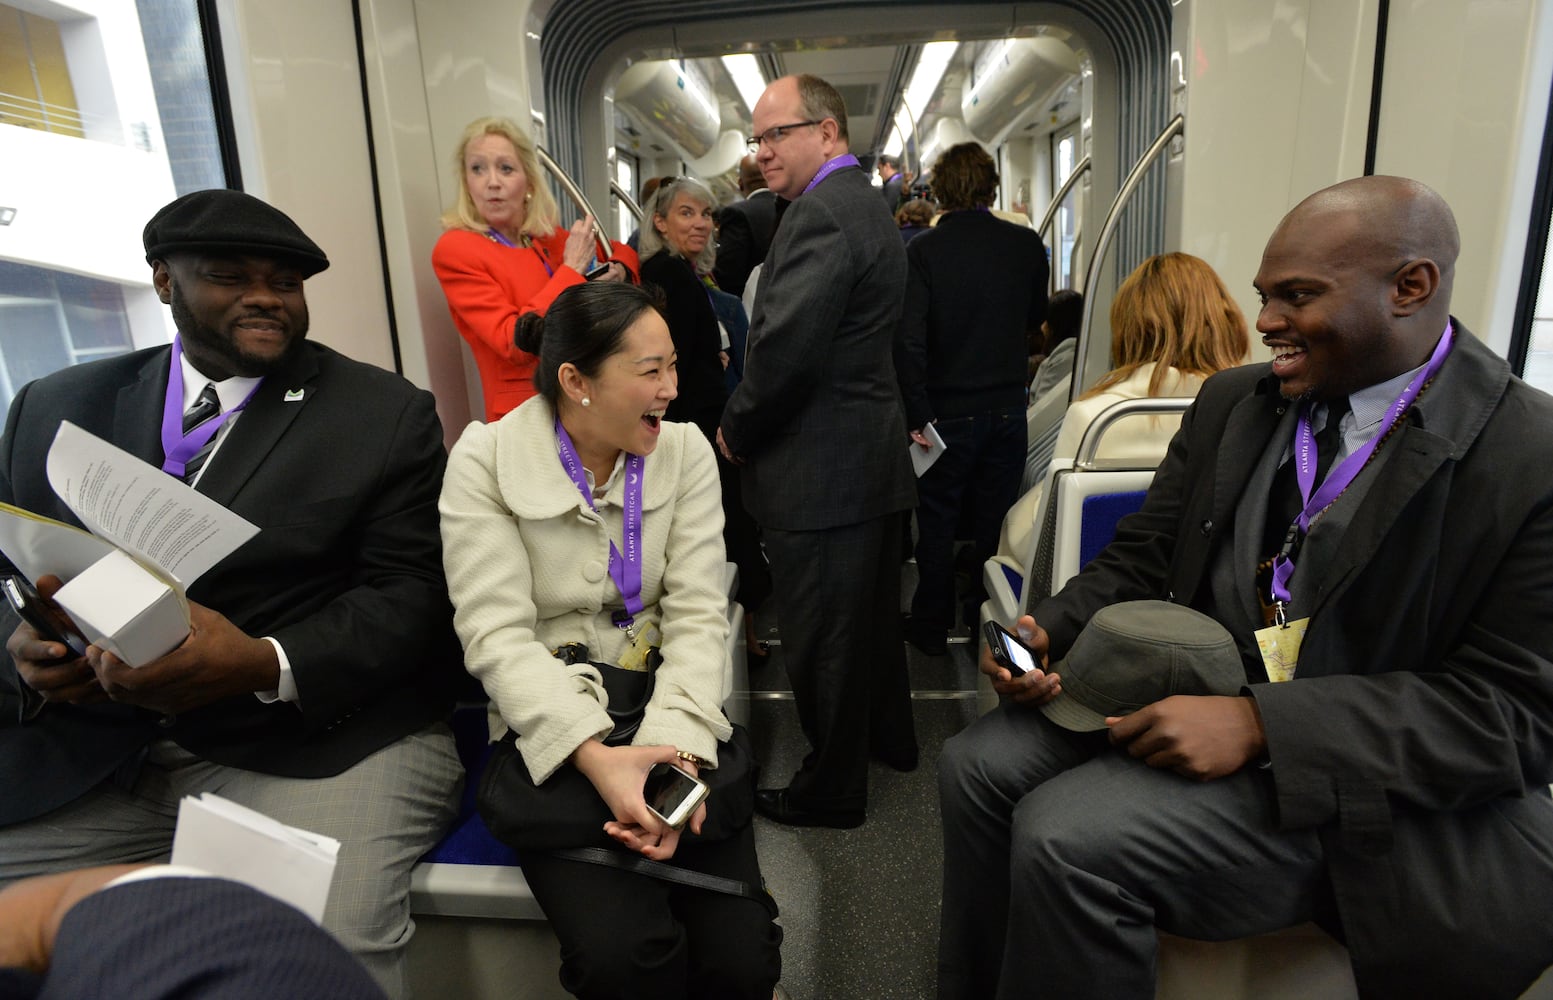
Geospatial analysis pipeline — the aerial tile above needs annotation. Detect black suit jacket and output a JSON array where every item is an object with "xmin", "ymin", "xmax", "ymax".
[
  {"xmin": 713, "ymin": 189, "xmax": 777, "ymax": 297},
  {"xmin": 896, "ymin": 209, "xmax": 1047, "ymax": 427},
  {"xmin": 0, "ymin": 343, "xmax": 459, "ymax": 825},
  {"xmin": 1033, "ymin": 326, "xmax": 1553, "ymax": 997},
  {"xmin": 720, "ymin": 164, "xmax": 915, "ymax": 532},
  {"xmin": 639, "ymin": 250, "xmax": 728, "ymax": 429}
]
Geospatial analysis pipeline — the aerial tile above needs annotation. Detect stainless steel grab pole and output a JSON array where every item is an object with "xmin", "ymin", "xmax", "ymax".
[
  {"xmin": 610, "ymin": 182, "xmax": 643, "ymax": 224},
  {"xmin": 1037, "ymin": 155, "xmax": 1091, "ymax": 296},
  {"xmin": 1071, "ymin": 115, "xmax": 1185, "ymax": 403},
  {"xmin": 535, "ymin": 146, "xmax": 610, "ymax": 255},
  {"xmin": 1036, "ymin": 155, "xmax": 1090, "ymax": 242}
]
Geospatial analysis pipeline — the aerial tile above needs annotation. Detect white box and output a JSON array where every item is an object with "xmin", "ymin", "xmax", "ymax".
[{"xmin": 53, "ymin": 549, "xmax": 189, "ymax": 667}]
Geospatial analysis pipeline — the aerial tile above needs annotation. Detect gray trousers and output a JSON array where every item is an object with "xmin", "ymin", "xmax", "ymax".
[
  {"xmin": 0, "ymin": 723, "xmax": 462, "ymax": 1000},
  {"xmin": 937, "ymin": 704, "xmax": 1326, "ymax": 999}
]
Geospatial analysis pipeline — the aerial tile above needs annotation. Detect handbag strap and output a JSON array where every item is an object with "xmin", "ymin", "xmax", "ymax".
[{"xmin": 546, "ymin": 846, "xmax": 773, "ymax": 911}]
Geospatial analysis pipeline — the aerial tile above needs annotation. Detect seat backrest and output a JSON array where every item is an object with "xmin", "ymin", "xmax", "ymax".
[{"xmin": 1020, "ymin": 396, "xmax": 1194, "ymax": 615}]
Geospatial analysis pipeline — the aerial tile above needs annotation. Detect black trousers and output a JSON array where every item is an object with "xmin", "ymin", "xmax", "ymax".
[
  {"xmin": 763, "ymin": 512, "xmax": 917, "ymax": 811},
  {"xmin": 519, "ymin": 824, "xmax": 782, "ymax": 1000}
]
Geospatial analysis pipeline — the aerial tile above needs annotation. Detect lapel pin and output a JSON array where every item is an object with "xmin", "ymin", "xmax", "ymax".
[{"xmin": 284, "ymin": 388, "xmax": 306, "ymax": 402}]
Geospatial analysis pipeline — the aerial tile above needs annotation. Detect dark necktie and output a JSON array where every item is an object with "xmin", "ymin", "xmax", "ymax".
[
  {"xmin": 181, "ymin": 383, "xmax": 222, "ymax": 483},
  {"xmin": 1263, "ymin": 397, "xmax": 1350, "ymax": 559}
]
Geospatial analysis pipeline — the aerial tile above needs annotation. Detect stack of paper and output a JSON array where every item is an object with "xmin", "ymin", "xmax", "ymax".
[{"xmin": 170, "ymin": 792, "xmax": 340, "ymax": 924}]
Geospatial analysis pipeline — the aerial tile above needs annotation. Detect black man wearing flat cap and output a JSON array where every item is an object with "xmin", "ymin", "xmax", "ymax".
[{"xmin": 0, "ymin": 189, "xmax": 462, "ymax": 999}]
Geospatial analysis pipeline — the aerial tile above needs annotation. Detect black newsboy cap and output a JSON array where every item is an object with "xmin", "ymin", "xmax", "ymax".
[{"xmin": 143, "ymin": 189, "xmax": 330, "ymax": 277}]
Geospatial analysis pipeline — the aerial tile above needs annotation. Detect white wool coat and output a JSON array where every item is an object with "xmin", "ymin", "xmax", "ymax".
[{"xmin": 439, "ymin": 396, "xmax": 731, "ymax": 783}]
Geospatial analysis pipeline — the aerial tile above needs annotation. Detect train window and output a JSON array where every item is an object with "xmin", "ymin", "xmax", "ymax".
[
  {"xmin": 0, "ymin": 0, "xmax": 233, "ymax": 412},
  {"xmin": 615, "ymin": 149, "xmax": 638, "ymax": 243},
  {"xmin": 1050, "ymin": 123, "xmax": 1080, "ymax": 290}
]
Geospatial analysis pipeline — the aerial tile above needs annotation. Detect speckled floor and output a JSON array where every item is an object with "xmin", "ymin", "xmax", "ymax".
[{"xmin": 742, "ymin": 562, "xmax": 984, "ymax": 1000}]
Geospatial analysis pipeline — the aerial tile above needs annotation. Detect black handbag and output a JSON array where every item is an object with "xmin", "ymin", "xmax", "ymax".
[{"xmin": 477, "ymin": 720, "xmax": 758, "ymax": 851}]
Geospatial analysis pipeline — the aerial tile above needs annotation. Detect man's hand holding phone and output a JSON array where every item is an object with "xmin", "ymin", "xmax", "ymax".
[
  {"xmin": 980, "ymin": 615, "xmax": 1062, "ymax": 706},
  {"xmin": 4, "ymin": 574, "xmax": 103, "ymax": 706}
]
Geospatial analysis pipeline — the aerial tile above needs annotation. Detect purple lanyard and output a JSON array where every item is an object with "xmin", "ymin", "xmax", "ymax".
[
  {"xmin": 487, "ymin": 229, "xmax": 554, "ymax": 277},
  {"xmin": 554, "ymin": 417, "xmax": 646, "ymax": 628},
  {"xmin": 802, "ymin": 154, "xmax": 861, "ymax": 195},
  {"xmin": 160, "ymin": 336, "xmax": 262, "ymax": 478},
  {"xmin": 1270, "ymin": 323, "xmax": 1455, "ymax": 612}
]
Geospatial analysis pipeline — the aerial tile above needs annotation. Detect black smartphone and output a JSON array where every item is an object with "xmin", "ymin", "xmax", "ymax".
[
  {"xmin": 3, "ymin": 575, "xmax": 87, "ymax": 657},
  {"xmin": 583, "ymin": 261, "xmax": 613, "ymax": 280},
  {"xmin": 983, "ymin": 621, "xmax": 1038, "ymax": 677},
  {"xmin": 643, "ymin": 761, "xmax": 710, "ymax": 830}
]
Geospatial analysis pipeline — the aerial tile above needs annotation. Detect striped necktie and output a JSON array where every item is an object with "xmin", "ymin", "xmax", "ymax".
[{"xmin": 181, "ymin": 383, "xmax": 222, "ymax": 483}]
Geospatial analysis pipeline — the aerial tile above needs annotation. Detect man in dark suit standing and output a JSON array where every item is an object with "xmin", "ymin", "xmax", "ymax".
[
  {"xmin": 0, "ymin": 190, "xmax": 461, "ymax": 999},
  {"xmin": 877, "ymin": 154, "xmax": 905, "ymax": 212},
  {"xmin": 718, "ymin": 74, "xmax": 917, "ymax": 829},
  {"xmin": 714, "ymin": 155, "xmax": 778, "ymax": 298},
  {"xmin": 898, "ymin": 142, "xmax": 1048, "ymax": 654}
]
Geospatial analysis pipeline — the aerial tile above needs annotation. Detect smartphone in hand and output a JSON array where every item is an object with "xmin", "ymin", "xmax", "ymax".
[
  {"xmin": 643, "ymin": 762, "xmax": 710, "ymax": 830},
  {"xmin": 3, "ymin": 575, "xmax": 88, "ymax": 657},
  {"xmin": 583, "ymin": 261, "xmax": 613, "ymax": 280},
  {"xmin": 983, "ymin": 621, "xmax": 1039, "ymax": 677}
]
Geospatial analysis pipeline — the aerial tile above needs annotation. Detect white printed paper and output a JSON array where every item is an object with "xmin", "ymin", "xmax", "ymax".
[
  {"xmin": 171, "ymin": 793, "xmax": 340, "ymax": 924},
  {"xmin": 46, "ymin": 421, "xmax": 258, "ymax": 587},
  {"xmin": 910, "ymin": 422, "xmax": 949, "ymax": 477}
]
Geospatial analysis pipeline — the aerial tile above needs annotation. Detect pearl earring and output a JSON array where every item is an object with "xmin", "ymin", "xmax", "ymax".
[{"xmin": 581, "ymin": 397, "xmax": 591, "ymax": 407}]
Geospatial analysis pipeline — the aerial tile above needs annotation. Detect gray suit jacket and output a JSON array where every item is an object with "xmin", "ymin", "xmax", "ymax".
[{"xmin": 720, "ymin": 164, "xmax": 915, "ymax": 531}]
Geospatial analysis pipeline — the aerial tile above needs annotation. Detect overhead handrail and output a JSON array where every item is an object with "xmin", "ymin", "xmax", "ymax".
[
  {"xmin": 1037, "ymin": 154, "xmax": 1091, "ymax": 296},
  {"xmin": 1071, "ymin": 114, "xmax": 1185, "ymax": 404},
  {"xmin": 1073, "ymin": 396, "xmax": 1194, "ymax": 470},
  {"xmin": 610, "ymin": 182, "xmax": 643, "ymax": 224},
  {"xmin": 535, "ymin": 145, "xmax": 610, "ymax": 257}
]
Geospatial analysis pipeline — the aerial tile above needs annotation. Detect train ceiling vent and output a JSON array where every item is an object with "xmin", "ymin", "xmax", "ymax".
[{"xmin": 962, "ymin": 37, "xmax": 1080, "ymax": 146}]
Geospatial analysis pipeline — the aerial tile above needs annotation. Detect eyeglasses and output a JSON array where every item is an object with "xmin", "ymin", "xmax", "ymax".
[{"xmin": 746, "ymin": 120, "xmax": 823, "ymax": 153}]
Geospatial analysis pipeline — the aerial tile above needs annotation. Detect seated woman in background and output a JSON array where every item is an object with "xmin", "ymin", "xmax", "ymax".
[
  {"xmin": 439, "ymin": 281, "xmax": 782, "ymax": 999},
  {"xmin": 638, "ymin": 177, "xmax": 771, "ymax": 655},
  {"xmin": 995, "ymin": 252, "xmax": 1248, "ymax": 581},
  {"xmin": 432, "ymin": 116, "xmax": 637, "ymax": 422}
]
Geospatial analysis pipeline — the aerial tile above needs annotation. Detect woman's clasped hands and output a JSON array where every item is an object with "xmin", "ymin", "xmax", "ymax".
[{"xmin": 571, "ymin": 739, "xmax": 706, "ymax": 861}]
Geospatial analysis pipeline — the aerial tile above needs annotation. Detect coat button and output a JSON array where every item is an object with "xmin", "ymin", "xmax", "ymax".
[
  {"xmin": 1200, "ymin": 519, "xmax": 1213, "ymax": 536},
  {"xmin": 583, "ymin": 561, "xmax": 605, "ymax": 582},
  {"xmin": 158, "ymin": 714, "xmax": 176, "ymax": 728}
]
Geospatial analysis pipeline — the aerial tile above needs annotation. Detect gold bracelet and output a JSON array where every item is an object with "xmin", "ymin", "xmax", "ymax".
[{"xmin": 676, "ymin": 750, "xmax": 709, "ymax": 768}]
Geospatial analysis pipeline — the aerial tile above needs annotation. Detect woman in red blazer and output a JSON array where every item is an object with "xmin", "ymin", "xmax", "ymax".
[{"xmin": 433, "ymin": 117, "xmax": 638, "ymax": 422}]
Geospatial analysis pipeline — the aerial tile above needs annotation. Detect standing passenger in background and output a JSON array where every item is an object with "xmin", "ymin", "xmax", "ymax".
[
  {"xmin": 718, "ymin": 74, "xmax": 918, "ymax": 828},
  {"xmin": 895, "ymin": 198, "xmax": 936, "ymax": 245},
  {"xmin": 897, "ymin": 142, "xmax": 1048, "ymax": 656},
  {"xmin": 432, "ymin": 116, "xmax": 636, "ymax": 423},
  {"xmin": 639, "ymin": 177, "xmax": 772, "ymax": 652},
  {"xmin": 877, "ymin": 153, "xmax": 905, "ymax": 211},
  {"xmin": 714, "ymin": 156, "xmax": 778, "ymax": 298}
]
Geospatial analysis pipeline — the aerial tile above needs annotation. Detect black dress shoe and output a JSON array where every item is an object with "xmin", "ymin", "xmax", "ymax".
[
  {"xmin": 901, "ymin": 613, "xmax": 947, "ymax": 656},
  {"xmin": 754, "ymin": 788, "xmax": 865, "ymax": 829}
]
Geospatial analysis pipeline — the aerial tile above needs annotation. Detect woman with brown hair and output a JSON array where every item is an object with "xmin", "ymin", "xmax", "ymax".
[
  {"xmin": 1051, "ymin": 251, "xmax": 1249, "ymax": 461},
  {"xmin": 992, "ymin": 252, "xmax": 1249, "ymax": 581}
]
